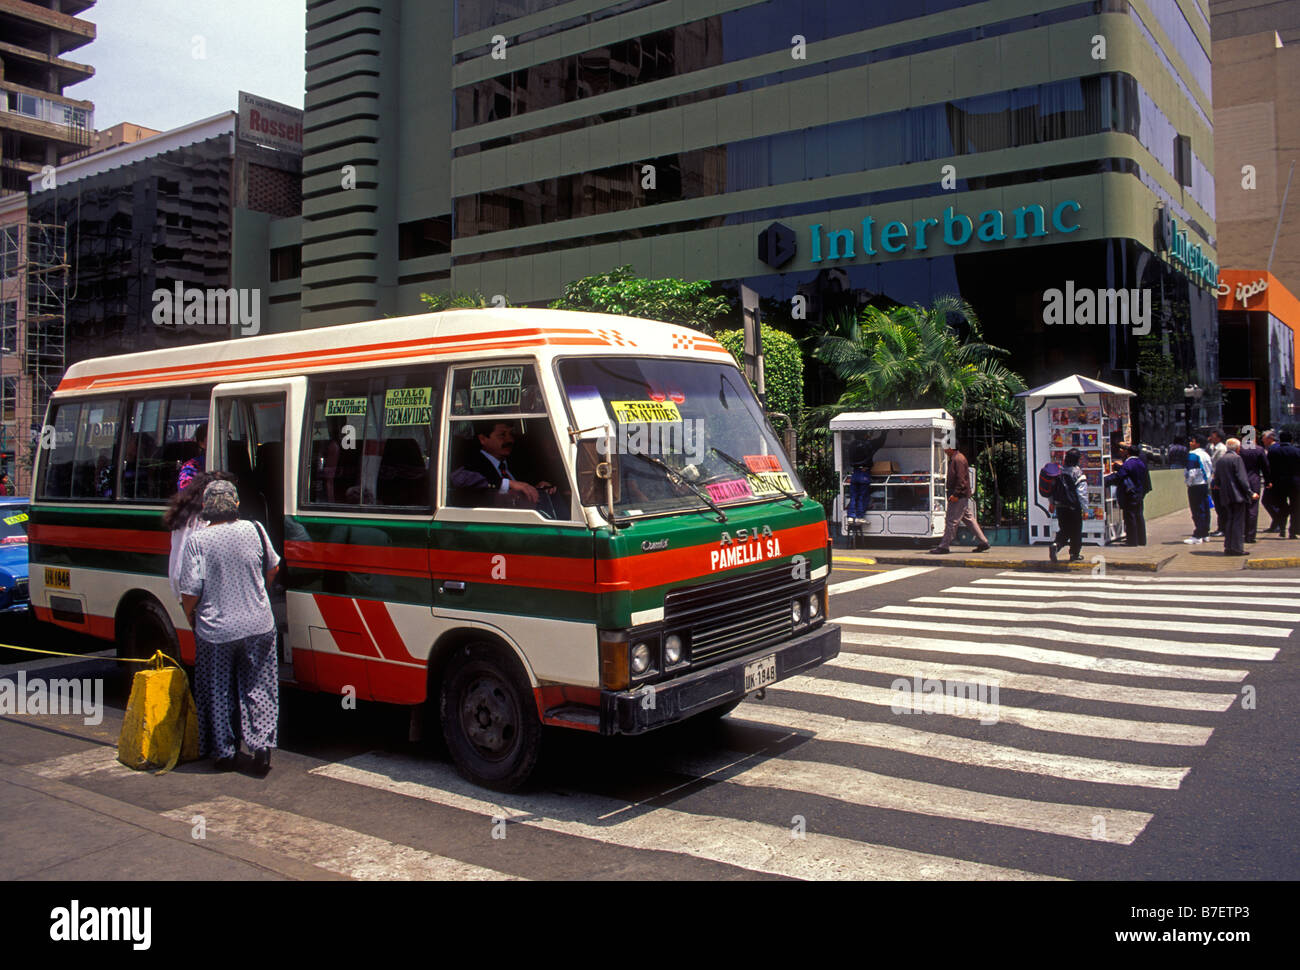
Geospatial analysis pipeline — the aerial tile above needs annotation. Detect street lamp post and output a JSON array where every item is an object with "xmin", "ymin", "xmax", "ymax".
[{"xmin": 1183, "ymin": 384, "xmax": 1204, "ymax": 441}]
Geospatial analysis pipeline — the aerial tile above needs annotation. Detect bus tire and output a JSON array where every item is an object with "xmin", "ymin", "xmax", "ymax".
[
  {"xmin": 121, "ymin": 598, "xmax": 179, "ymax": 662},
  {"xmin": 439, "ymin": 641, "xmax": 541, "ymax": 792}
]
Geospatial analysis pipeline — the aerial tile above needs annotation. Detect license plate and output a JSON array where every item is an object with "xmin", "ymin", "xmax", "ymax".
[
  {"xmin": 743, "ymin": 654, "xmax": 777, "ymax": 693},
  {"xmin": 44, "ymin": 567, "xmax": 70, "ymax": 590}
]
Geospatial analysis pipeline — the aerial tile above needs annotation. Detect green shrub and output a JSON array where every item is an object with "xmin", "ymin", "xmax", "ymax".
[{"xmin": 715, "ymin": 325, "xmax": 803, "ymax": 421}]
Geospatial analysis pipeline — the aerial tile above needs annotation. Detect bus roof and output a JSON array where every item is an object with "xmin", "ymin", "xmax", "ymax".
[{"xmin": 56, "ymin": 308, "xmax": 734, "ymax": 395}]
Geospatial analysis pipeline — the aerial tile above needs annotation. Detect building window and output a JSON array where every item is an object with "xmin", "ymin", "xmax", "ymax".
[
  {"xmin": 1, "ymin": 227, "xmax": 18, "ymax": 277},
  {"xmin": 398, "ymin": 218, "xmax": 452, "ymax": 260},
  {"xmin": 2, "ymin": 378, "xmax": 16, "ymax": 422},
  {"xmin": 269, "ymin": 245, "xmax": 302, "ymax": 282},
  {"xmin": 1, "ymin": 301, "xmax": 17, "ymax": 353}
]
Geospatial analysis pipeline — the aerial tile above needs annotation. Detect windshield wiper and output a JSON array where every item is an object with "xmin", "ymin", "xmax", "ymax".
[
  {"xmin": 709, "ymin": 446, "xmax": 804, "ymax": 509},
  {"xmin": 627, "ymin": 449, "xmax": 727, "ymax": 523}
]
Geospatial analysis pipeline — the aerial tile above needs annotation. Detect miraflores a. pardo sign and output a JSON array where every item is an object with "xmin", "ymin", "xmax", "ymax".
[{"xmin": 807, "ymin": 201, "xmax": 1082, "ymax": 264}]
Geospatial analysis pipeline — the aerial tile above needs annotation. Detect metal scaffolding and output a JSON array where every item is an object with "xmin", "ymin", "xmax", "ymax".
[{"xmin": 0, "ymin": 221, "xmax": 68, "ymax": 489}]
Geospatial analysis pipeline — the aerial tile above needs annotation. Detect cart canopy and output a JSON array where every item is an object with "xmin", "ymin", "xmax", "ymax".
[
  {"xmin": 829, "ymin": 409, "xmax": 955, "ymax": 432},
  {"xmin": 1016, "ymin": 375, "xmax": 1135, "ymax": 398}
]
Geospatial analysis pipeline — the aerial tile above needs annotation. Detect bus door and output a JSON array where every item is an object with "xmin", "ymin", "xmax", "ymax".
[{"xmin": 210, "ymin": 379, "xmax": 305, "ymax": 665}]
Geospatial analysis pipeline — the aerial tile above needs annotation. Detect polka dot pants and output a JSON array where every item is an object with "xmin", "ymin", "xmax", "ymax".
[{"xmin": 195, "ymin": 630, "xmax": 278, "ymax": 759}]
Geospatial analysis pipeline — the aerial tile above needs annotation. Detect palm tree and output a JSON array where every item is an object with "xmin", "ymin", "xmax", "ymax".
[{"xmin": 813, "ymin": 296, "xmax": 1025, "ymax": 431}]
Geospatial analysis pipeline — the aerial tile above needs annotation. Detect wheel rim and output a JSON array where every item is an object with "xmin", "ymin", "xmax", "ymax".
[{"xmin": 459, "ymin": 671, "xmax": 519, "ymax": 761}]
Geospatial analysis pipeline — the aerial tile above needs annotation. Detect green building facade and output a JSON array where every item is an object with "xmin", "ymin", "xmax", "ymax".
[{"xmin": 264, "ymin": 0, "xmax": 1219, "ymax": 444}]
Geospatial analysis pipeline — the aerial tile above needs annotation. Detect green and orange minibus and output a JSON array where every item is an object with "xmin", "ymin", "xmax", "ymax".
[{"xmin": 29, "ymin": 308, "xmax": 839, "ymax": 789}]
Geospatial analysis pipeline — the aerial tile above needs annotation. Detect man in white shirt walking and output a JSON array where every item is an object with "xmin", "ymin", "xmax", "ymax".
[{"xmin": 1184, "ymin": 434, "xmax": 1214, "ymax": 543}]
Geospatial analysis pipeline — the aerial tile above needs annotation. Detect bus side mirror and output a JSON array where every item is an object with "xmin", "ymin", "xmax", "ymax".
[{"xmin": 576, "ymin": 439, "xmax": 620, "ymax": 507}]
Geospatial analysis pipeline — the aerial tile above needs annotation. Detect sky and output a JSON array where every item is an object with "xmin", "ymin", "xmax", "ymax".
[{"xmin": 75, "ymin": 0, "xmax": 306, "ymax": 131}]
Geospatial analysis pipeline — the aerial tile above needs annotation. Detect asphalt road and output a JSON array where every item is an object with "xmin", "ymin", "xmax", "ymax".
[{"xmin": 2, "ymin": 562, "xmax": 1298, "ymax": 881}]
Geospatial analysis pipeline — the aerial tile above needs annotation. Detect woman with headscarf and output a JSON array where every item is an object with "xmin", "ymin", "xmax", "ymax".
[
  {"xmin": 162, "ymin": 470, "xmax": 234, "ymax": 602},
  {"xmin": 178, "ymin": 481, "xmax": 281, "ymax": 776}
]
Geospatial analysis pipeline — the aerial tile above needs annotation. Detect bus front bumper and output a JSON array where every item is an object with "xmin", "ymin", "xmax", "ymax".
[{"xmin": 600, "ymin": 623, "xmax": 841, "ymax": 736}]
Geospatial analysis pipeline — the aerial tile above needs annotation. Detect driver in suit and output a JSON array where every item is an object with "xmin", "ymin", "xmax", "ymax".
[{"xmin": 451, "ymin": 420, "xmax": 558, "ymax": 512}]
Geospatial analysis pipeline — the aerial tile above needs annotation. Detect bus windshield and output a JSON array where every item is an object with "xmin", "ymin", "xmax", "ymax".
[{"xmin": 559, "ymin": 357, "xmax": 802, "ymax": 517}]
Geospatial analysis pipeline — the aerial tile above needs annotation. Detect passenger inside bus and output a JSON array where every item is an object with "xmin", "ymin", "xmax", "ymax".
[{"xmin": 449, "ymin": 420, "xmax": 565, "ymax": 517}]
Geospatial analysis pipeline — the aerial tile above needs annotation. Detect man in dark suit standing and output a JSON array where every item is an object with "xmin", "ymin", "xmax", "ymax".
[
  {"xmin": 1104, "ymin": 443, "xmax": 1152, "ymax": 545},
  {"xmin": 1237, "ymin": 434, "xmax": 1270, "ymax": 543},
  {"xmin": 1217, "ymin": 438, "xmax": 1257, "ymax": 556},
  {"xmin": 1272, "ymin": 430, "xmax": 1300, "ymax": 540},
  {"xmin": 450, "ymin": 420, "xmax": 558, "ymax": 513}
]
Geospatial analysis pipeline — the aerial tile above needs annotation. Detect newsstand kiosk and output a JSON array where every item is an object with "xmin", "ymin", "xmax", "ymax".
[
  {"xmin": 830, "ymin": 409, "xmax": 956, "ymax": 542},
  {"xmin": 1019, "ymin": 375, "xmax": 1134, "ymax": 547}
]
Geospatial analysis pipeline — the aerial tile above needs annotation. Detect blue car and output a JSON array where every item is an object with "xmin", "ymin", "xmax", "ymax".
[{"xmin": 0, "ymin": 497, "xmax": 30, "ymax": 614}]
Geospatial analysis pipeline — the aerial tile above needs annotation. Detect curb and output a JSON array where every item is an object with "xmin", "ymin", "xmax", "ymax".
[
  {"xmin": 864, "ymin": 553, "xmax": 1173, "ymax": 573},
  {"xmin": 1245, "ymin": 557, "xmax": 1300, "ymax": 570}
]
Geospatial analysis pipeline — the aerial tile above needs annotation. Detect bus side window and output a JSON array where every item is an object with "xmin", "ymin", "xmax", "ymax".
[
  {"xmin": 38, "ymin": 401, "xmax": 81, "ymax": 499},
  {"xmin": 304, "ymin": 368, "xmax": 439, "ymax": 511},
  {"xmin": 73, "ymin": 399, "xmax": 122, "ymax": 500}
]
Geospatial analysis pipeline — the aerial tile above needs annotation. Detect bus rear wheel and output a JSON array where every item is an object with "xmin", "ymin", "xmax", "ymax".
[
  {"xmin": 439, "ymin": 642, "xmax": 541, "ymax": 792},
  {"xmin": 120, "ymin": 598, "xmax": 179, "ymax": 662}
]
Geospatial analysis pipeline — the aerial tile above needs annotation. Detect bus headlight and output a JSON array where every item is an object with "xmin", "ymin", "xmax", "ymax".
[
  {"xmin": 664, "ymin": 634, "xmax": 684, "ymax": 666},
  {"xmin": 791, "ymin": 599, "xmax": 804, "ymax": 626},
  {"xmin": 808, "ymin": 593, "xmax": 821, "ymax": 621},
  {"xmin": 631, "ymin": 642, "xmax": 653, "ymax": 675}
]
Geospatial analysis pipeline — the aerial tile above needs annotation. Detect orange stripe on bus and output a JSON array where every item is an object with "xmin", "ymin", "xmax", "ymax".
[
  {"xmin": 596, "ymin": 521, "xmax": 829, "ymax": 589},
  {"xmin": 355, "ymin": 598, "xmax": 424, "ymax": 665},
  {"xmin": 29, "ymin": 523, "xmax": 170, "ymax": 554},
  {"xmin": 56, "ymin": 329, "xmax": 608, "ymax": 391}
]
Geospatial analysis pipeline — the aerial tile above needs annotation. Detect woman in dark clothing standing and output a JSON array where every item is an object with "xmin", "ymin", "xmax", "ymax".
[{"xmin": 178, "ymin": 481, "xmax": 281, "ymax": 776}]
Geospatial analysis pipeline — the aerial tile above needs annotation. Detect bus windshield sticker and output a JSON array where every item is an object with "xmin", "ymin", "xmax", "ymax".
[
  {"xmin": 747, "ymin": 471, "xmax": 794, "ymax": 495},
  {"xmin": 567, "ymin": 385, "xmax": 609, "ymax": 435},
  {"xmin": 469, "ymin": 366, "xmax": 524, "ymax": 411},
  {"xmin": 384, "ymin": 387, "xmax": 433, "ymax": 426},
  {"xmin": 743, "ymin": 454, "xmax": 781, "ymax": 473},
  {"xmin": 3, "ymin": 513, "xmax": 29, "ymax": 525},
  {"xmin": 705, "ymin": 477, "xmax": 752, "ymax": 503},
  {"xmin": 610, "ymin": 400, "xmax": 682, "ymax": 424},
  {"xmin": 325, "ymin": 397, "xmax": 367, "ymax": 417}
]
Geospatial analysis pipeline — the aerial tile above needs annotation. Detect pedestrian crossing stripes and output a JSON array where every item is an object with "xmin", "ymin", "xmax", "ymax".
[
  {"xmin": 14, "ymin": 567, "xmax": 1294, "ymax": 881},
  {"xmin": 839, "ymin": 631, "xmax": 1248, "ymax": 681},
  {"xmin": 771, "ymin": 675, "xmax": 1214, "ymax": 745},
  {"xmin": 940, "ymin": 585, "xmax": 1292, "ymax": 608},
  {"xmin": 312, "ymin": 753, "xmax": 1057, "ymax": 880},
  {"xmin": 734, "ymin": 708, "xmax": 1190, "ymax": 789},
  {"xmin": 838, "ymin": 615, "xmax": 1279, "ymax": 661},
  {"xmin": 161, "ymin": 796, "xmax": 521, "ymax": 881},
  {"xmin": 873, "ymin": 604, "xmax": 1290, "ymax": 638},
  {"xmin": 823, "ymin": 652, "xmax": 1237, "ymax": 711},
  {"xmin": 907, "ymin": 596, "xmax": 1299, "ymax": 624}
]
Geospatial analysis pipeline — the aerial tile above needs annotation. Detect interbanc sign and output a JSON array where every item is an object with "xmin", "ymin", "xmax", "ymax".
[
  {"xmin": 807, "ymin": 201, "xmax": 1082, "ymax": 263},
  {"xmin": 1167, "ymin": 217, "xmax": 1218, "ymax": 288}
]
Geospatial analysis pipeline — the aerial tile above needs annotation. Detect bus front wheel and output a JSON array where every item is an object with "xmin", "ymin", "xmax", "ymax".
[
  {"xmin": 121, "ymin": 598, "xmax": 179, "ymax": 662},
  {"xmin": 439, "ymin": 641, "xmax": 542, "ymax": 792}
]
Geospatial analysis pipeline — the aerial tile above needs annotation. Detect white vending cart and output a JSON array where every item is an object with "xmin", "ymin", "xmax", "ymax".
[
  {"xmin": 830, "ymin": 409, "xmax": 956, "ymax": 540},
  {"xmin": 1019, "ymin": 375, "xmax": 1134, "ymax": 546}
]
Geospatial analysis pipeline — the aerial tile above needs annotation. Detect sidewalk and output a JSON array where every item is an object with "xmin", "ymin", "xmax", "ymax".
[
  {"xmin": 843, "ymin": 509, "xmax": 1300, "ymax": 574},
  {"xmin": 0, "ymin": 662, "xmax": 345, "ymax": 881}
]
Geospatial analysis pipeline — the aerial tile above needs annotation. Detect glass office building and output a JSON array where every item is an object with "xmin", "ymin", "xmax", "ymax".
[{"xmin": 298, "ymin": 0, "xmax": 1219, "ymax": 443}]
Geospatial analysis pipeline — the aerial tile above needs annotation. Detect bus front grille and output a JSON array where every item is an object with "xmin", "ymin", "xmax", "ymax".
[{"xmin": 665, "ymin": 564, "xmax": 799, "ymax": 664}]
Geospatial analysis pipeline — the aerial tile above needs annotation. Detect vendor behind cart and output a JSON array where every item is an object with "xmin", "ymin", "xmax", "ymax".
[{"xmin": 846, "ymin": 431, "xmax": 888, "ymax": 518}]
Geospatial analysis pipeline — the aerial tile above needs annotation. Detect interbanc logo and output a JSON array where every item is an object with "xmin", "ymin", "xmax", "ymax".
[{"xmin": 808, "ymin": 201, "xmax": 1082, "ymax": 263}]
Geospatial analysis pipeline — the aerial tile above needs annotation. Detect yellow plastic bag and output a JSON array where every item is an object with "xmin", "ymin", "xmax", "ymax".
[{"xmin": 117, "ymin": 651, "xmax": 200, "ymax": 773}]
